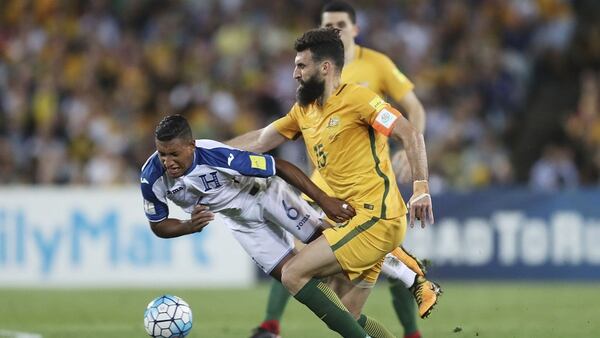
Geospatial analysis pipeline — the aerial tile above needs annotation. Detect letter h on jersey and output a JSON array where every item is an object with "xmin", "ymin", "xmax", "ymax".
[{"xmin": 199, "ymin": 171, "xmax": 222, "ymax": 191}]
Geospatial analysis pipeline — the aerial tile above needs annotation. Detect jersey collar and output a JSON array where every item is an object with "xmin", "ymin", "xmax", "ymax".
[{"xmin": 182, "ymin": 150, "xmax": 197, "ymax": 176}]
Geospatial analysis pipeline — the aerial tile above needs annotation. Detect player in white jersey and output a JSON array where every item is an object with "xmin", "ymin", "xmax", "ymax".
[{"xmin": 141, "ymin": 114, "xmax": 358, "ymax": 278}]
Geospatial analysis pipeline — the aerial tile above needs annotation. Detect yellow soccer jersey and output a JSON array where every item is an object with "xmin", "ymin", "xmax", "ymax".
[
  {"xmin": 273, "ymin": 83, "xmax": 407, "ymax": 219},
  {"xmin": 307, "ymin": 45, "xmax": 415, "ymax": 200},
  {"xmin": 343, "ymin": 45, "xmax": 414, "ymax": 101}
]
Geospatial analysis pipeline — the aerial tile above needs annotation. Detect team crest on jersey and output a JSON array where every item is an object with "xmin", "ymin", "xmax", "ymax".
[{"xmin": 327, "ymin": 116, "xmax": 340, "ymax": 128}]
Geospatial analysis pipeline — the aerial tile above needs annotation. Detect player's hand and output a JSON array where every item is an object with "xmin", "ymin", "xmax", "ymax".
[
  {"xmin": 317, "ymin": 196, "xmax": 356, "ymax": 224},
  {"xmin": 408, "ymin": 180, "xmax": 434, "ymax": 228},
  {"xmin": 190, "ymin": 205, "xmax": 215, "ymax": 233}
]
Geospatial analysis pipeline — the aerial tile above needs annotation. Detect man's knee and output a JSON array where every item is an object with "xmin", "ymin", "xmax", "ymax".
[
  {"xmin": 270, "ymin": 252, "xmax": 296, "ymax": 282},
  {"xmin": 281, "ymin": 259, "xmax": 304, "ymax": 293}
]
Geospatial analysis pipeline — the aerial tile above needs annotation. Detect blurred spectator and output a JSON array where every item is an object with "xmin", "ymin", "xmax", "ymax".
[
  {"xmin": 0, "ymin": 0, "xmax": 596, "ymax": 190},
  {"xmin": 529, "ymin": 144, "xmax": 579, "ymax": 191},
  {"xmin": 565, "ymin": 70, "xmax": 600, "ymax": 183}
]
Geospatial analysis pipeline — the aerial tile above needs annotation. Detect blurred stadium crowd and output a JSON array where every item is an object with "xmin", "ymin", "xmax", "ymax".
[{"xmin": 0, "ymin": 0, "xmax": 598, "ymax": 192}]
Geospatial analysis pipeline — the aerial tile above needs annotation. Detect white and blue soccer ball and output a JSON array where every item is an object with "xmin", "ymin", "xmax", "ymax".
[{"xmin": 144, "ymin": 294, "xmax": 193, "ymax": 338}]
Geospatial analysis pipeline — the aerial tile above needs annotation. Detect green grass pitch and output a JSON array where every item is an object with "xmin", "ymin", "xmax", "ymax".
[{"xmin": 0, "ymin": 282, "xmax": 598, "ymax": 338}]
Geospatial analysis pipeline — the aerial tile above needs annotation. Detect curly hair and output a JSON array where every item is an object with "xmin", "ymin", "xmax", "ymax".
[{"xmin": 294, "ymin": 28, "xmax": 345, "ymax": 71}]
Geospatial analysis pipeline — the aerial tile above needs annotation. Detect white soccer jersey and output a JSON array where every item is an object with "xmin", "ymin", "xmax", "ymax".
[
  {"xmin": 140, "ymin": 139, "xmax": 323, "ymax": 274},
  {"xmin": 141, "ymin": 139, "xmax": 276, "ymax": 224}
]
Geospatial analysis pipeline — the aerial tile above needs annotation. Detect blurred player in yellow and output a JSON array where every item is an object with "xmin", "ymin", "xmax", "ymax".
[
  {"xmin": 229, "ymin": 26, "xmax": 436, "ymax": 338},
  {"xmin": 247, "ymin": 2, "xmax": 433, "ymax": 338}
]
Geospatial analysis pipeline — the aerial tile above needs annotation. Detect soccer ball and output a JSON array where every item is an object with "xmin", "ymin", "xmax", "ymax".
[{"xmin": 144, "ymin": 294, "xmax": 193, "ymax": 338}]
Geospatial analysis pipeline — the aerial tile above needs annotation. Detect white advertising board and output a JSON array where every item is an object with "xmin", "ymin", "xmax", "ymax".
[{"xmin": 0, "ymin": 187, "xmax": 255, "ymax": 287}]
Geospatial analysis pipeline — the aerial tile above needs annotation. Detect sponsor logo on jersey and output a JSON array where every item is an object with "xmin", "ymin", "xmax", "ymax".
[
  {"xmin": 227, "ymin": 153, "xmax": 235, "ymax": 166},
  {"xmin": 249, "ymin": 155, "xmax": 267, "ymax": 170},
  {"xmin": 369, "ymin": 96, "xmax": 386, "ymax": 112},
  {"xmin": 141, "ymin": 178, "xmax": 149, "ymax": 184},
  {"xmin": 167, "ymin": 186, "xmax": 184, "ymax": 195}
]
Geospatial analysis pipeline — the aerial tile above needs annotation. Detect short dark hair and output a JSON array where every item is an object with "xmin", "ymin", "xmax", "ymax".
[
  {"xmin": 294, "ymin": 28, "xmax": 345, "ymax": 71},
  {"xmin": 155, "ymin": 114, "xmax": 192, "ymax": 142},
  {"xmin": 322, "ymin": 1, "xmax": 357, "ymax": 24}
]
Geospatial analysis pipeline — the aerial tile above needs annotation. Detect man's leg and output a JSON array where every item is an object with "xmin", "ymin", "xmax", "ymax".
[
  {"xmin": 281, "ymin": 212, "xmax": 405, "ymax": 338},
  {"xmin": 383, "ymin": 248, "xmax": 422, "ymax": 338},
  {"xmin": 281, "ymin": 236, "xmax": 369, "ymax": 338},
  {"xmin": 383, "ymin": 249, "xmax": 442, "ymax": 322},
  {"xmin": 250, "ymin": 179, "xmax": 326, "ymax": 337},
  {"xmin": 251, "ymin": 240, "xmax": 308, "ymax": 337},
  {"xmin": 247, "ymin": 253, "xmax": 295, "ymax": 338},
  {"xmin": 389, "ymin": 247, "xmax": 427, "ymax": 277},
  {"xmin": 328, "ymin": 274, "xmax": 396, "ymax": 338},
  {"xmin": 262, "ymin": 249, "xmax": 395, "ymax": 338},
  {"xmin": 390, "ymin": 282, "xmax": 420, "ymax": 338},
  {"xmin": 253, "ymin": 281, "xmax": 289, "ymax": 336},
  {"xmin": 226, "ymin": 216, "xmax": 295, "ymax": 338},
  {"xmin": 252, "ymin": 249, "xmax": 296, "ymax": 337}
]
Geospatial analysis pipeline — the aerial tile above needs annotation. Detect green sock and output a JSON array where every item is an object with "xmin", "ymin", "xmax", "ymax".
[
  {"xmin": 390, "ymin": 279, "xmax": 419, "ymax": 335},
  {"xmin": 358, "ymin": 314, "xmax": 397, "ymax": 338},
  {"xmin": 264, "ymin": 280, "xmax": 291, "ymax": 321},
  {"xmin": 294, "ymin": 278, "xmax": 368, "ymax": 338}
]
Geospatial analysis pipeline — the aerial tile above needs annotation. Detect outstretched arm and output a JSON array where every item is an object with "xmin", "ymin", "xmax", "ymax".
[
  {"xmin": 274, "ymin": 158, "xmax": 355, "ymax": 223},
  {"xmin": 149, "ymin": 205, "xmax": 214, "ymax": 238},
  {"xmin": 225, "ymin": 124, "xmax": 287, "ymax": 153}
]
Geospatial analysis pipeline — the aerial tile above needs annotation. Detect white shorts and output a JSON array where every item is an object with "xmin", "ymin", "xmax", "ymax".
[
  {"xmin": 220, "ymin": 177, "xmax": 323, "ymax": 274},
  {"xmin": 230, "ymin": 222, "xmax": 295, "ymax": 274}
]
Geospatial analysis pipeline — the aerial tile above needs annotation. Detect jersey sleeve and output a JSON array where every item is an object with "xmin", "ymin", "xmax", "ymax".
[
  {"xmin": 272, "ymin": 104, "xmax": 301, "ymax": 140},
  {"xmin": 140, "ymin": 180, "xmax": 169, "ymax": 223},
  {"xmin": 380, "ymin": 55, "xmax": 414, "ymax": 102},
  {"xmin": 357, "ymin": 88, "xmax": 402, "ymax": 137},
  {"xmin": 228, "ymin": 150, "xmax": 276, "ymax": 177},
  {"xmin": 197, "ymin": 140, "xmax": 276, "ymax": 177},
  {"xmin": 140, "ymin": 154, "xmax": 169, "ymax": 222}
]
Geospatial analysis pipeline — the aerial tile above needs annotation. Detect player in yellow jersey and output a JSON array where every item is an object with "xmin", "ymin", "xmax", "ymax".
[
  {"xmin": 319, "ymin": 3, "xmax": 430, "ymax": 338},
  {"xmin": 248, "ymin": 2, "xmax": 434, "ymax": 338},
  {"xmin": 228, "ymin": 27, "xmax": 435, "ymax": 338}
]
